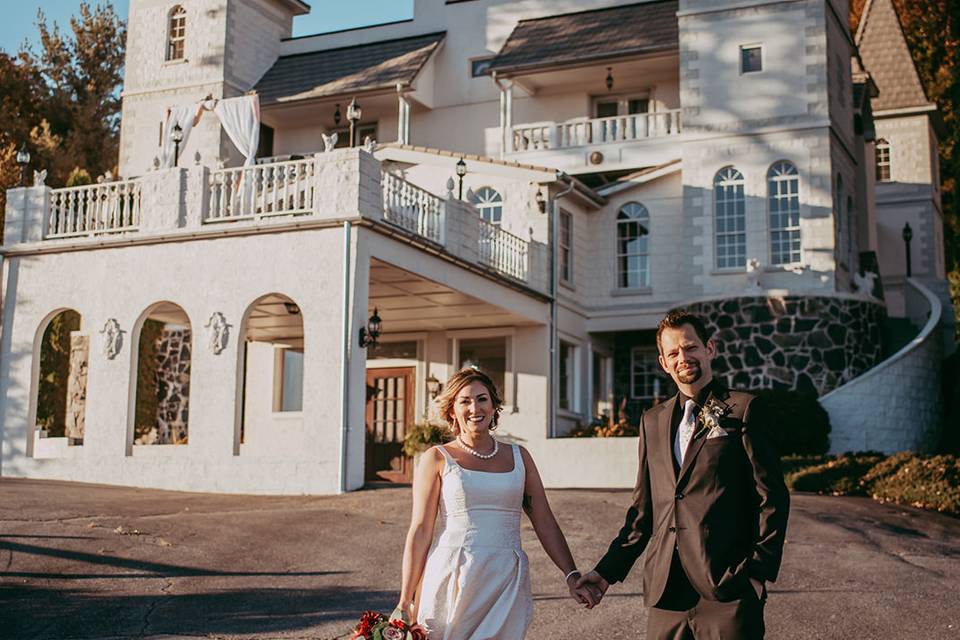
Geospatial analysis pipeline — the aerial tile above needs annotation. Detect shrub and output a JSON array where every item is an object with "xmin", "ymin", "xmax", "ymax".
[
  {"xmin": 402, "ymin": 421, "xmax": 452, "ymax": 458},
  {"xmin": 785, "ymin": 452, "xmax": 885, "ymax": 495},
  {"xmin": 869, "ymin": 454, "xmax": 960, "ymax": 516},
  {"xmin": 751, "ymin": 389, "xmax": 831, "ymax": 456}
]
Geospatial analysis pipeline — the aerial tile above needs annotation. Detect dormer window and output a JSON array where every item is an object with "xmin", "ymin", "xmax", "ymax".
[{"xmin": 166, "ymin": 5, "xmax": 186, "ymax": 61}]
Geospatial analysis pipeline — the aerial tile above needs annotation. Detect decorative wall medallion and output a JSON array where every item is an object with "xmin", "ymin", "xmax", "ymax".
[
  {"xmin": 204, "ymin": 312, "xmax": 231, "ymax": 355},
  {"xmin": 99, "ymin": 318, "xmax": 123, "ymax": 359}
]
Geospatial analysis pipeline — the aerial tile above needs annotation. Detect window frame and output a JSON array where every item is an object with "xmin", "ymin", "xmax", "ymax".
[
  {"xmin": 767, "ymin": 161, "xmax": 802, "ymax": 266},
  {"xmin": 740, "ymin": 44, "xmax": 763, "ymax": 74},
  {"xmin": 714, "ymin": 167, "xmax": 747, "ymax": 269},
  {"xmin": 616, "ymin": 202, "xmax": 651, "ymax": 289},
  {"xmin": 166, "ymin": 5, "xmax": 187, "ymax": 62},
  {"xmin": 559, "ymin": 208, "xmax": 573, "ymax": 285},
  {"xmin": 448, "ymin": 327, "xmax": 516, "ymax": 411},
  {"xmin": 470, "ymin": 186, "xmax": 504, "ymax": 225},
  {"xmin": 876, "ymin": 139, "xmax": 892, "ymax": 182},
  {"xmin": 273, "ymin": 346, "xmax": 304, "ymax": 414},
  {"xmin": 629, "ymin": 347, "xmax": 673, "ymax": 404}
]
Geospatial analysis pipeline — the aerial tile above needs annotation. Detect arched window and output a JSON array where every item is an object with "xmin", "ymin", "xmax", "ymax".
[
  {"xmin": 875, "ymin": 139, "xmax": 891, "ymax": 182},
  {"xmin": 469, "ymin": 187, "xmax": 503, "ymax": 225},
  {"xmin": 617, "ymin": 202, "xmax": 650, "ymax": 288},
  {"xmin": 33, "ymin": 309, "xmax": 86, "ymax": 448},
  {"xmin": 714, "ymin": 167, "xmax": 746, "ymax": 268},
  {"xmin": 768, "ymin": 161, "xmax": 801, "ymax": 265},
  {"xmin": 132, "ymin": 302, "xmax": 192, "ymax": 446},
  {"xmin": 166, "ymin": 5, "xmax": 186, "ymax": 61},
  {"xmin": 238, "ymin": 294, "xmax": 305, "ymax": 451}
]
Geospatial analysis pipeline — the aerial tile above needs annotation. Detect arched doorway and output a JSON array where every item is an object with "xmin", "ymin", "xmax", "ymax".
[
  {"xmin": 34, "ymin": 309, "xmax": 86, "ymax": 446},
  {"xmin": 133, "ymin": 302, "xmax": 192, "ymax": 445}
]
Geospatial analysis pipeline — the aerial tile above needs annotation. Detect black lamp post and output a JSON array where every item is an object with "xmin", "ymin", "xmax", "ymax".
[
  {"xmin": 171, "ymin": 123, "xmax": 183, "ymax": 167},
  {"xmin": 347, "ymin": 98, "xmax": 362, "ymax": 148},
  {"xmin": 359, "ymin": 307, "xmax": 382, "ymax": 349},
  {"xmin": 902, "ymin": 222, "xmax": 913, "ymax": 277},
  {"xmin": 16, "ymin": 143, "xmax": 30, "ymax": 186},
  {"xmin": 456, "ymin": 157, "xmax": 467, "ymax": 200}
]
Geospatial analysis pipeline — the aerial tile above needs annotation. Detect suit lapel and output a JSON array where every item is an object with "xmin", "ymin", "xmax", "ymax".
[
  {"xmin": 658, "ymin": 395, "xmax": 678, "ymax": 484},
  {"xmin": 676, "ymin": 384, "xmax": 730, "ymax": 486}
]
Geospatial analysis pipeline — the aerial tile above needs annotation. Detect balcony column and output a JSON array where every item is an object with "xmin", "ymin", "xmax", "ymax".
[
  {"xmin": 504, "ymin": 81, "xmax": 514, "ymax": 154},
  {"xmin": 396, "ymin": 86, "xmax": 411, "ymax": 145}
]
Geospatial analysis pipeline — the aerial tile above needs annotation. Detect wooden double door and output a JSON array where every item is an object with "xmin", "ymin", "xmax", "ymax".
[{"xmin": 365, "ymin": 367, "xmax": 415, "ymax": 483}]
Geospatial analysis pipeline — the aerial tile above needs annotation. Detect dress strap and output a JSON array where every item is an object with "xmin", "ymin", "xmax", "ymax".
[
  {"xmin": 511, "ymin": 444, "xmax": 525, "ymax": 476},
  {"xmin": 435, "ymin": 444, "xmax": 457, "ymax": 470}
]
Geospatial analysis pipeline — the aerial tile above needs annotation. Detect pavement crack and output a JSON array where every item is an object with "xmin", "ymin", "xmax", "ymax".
[{"xmin": 137, "ymin": 578, "xmax": 174, "ymax": 638}]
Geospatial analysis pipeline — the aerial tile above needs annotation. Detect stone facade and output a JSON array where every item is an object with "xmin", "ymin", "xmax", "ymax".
[
  {"xmin": 135, "ymin": 328, "xmax": 191, "ymax": 445},
  {"xmin": 679, "ymin": 294, "xmax": 885, "ymax": 395},
  {"xmin": 64, "ymin": 334, "xmax": 88, "ymax": 442}
]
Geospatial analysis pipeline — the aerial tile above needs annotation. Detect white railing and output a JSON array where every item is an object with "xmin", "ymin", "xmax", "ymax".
[
  {"xmin": 381, "ymin": 171, "xmax": 444, "ymax": 244},
  {"xmin": 478, "ymin": 219, "xmax": 528, "ymax": 281},
  {"xmin": 512, "ymin": 109, "xmax": 682, "ymax": 152},
  {"xmin": 46, "ymin": 180, "xmax": 142, "ymax": 238},
  {"xmin": 206, "ymin": 157, "xmax": 316, "ymax": 222}
]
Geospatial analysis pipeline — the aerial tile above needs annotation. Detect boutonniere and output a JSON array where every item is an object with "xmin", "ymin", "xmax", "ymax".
[{"xmin": 695, "ymin": 397, "xmax": 731, "ymax": 438}]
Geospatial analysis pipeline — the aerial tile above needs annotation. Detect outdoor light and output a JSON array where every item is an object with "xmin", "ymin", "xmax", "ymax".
[
  {"xmin": 346, "ymin": 97, "xmax": 362, "ymax": 148},
  {"xmin": 426, "ymin": 374, "xmax": 442, "ymax": 399},
  {"xmin": 171, "ymin": 123, "xmax": 184, "ymax": 167},
  {"xmin": 605, "ymin": 67, "xmax": 614, "ymax": 91},
  {"xmin": 334, "ymin": 103, "xmax": 342, "ymax": 126},
  {"xmin": 359, "ymin": 307, "xmax": 382, "ymax": 349},
  {"xmin": 902, "ymin": 222, "xmax": 913, "ymax": 277},
  {"xmin": 535, "ymin": 188, "xmax": 546, "ymax": 214},
  {"xmin": 456, "ymin": 157, "xmax": 467, "ymax": 200},
  {"xmin": 16, "ymin": 142, "xmax": 30, "ymax": 187}
]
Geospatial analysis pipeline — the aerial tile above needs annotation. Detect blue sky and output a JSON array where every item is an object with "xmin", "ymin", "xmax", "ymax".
[{"xmin": 0, "ymin": 1, "xmax": 413, "ymax": 54}]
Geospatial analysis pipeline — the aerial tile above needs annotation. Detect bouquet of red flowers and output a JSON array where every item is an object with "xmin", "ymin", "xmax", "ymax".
[{"xmin": 351, "ymin": 610, "xmax": 426, "ymax": 640}]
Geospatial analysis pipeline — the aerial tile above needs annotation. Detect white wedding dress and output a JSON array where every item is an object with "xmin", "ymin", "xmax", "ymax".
[{"xmin": 417, "ymin": 444, "xmax": 533, "ymax": 639}]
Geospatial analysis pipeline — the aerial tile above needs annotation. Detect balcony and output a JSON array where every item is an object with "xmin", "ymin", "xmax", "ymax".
[
  {"xmin": 3, "ymin": 149, "xmax": 549, "ymax": 295},
  {"xmin": 505, "ymin": 109, "xmax": 683, "ymax": 172}
]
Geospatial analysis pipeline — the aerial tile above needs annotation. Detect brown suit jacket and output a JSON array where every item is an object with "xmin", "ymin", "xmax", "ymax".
[{"xmin": 595, "ymin": 385, "xmax": 789, "ymax": 606}]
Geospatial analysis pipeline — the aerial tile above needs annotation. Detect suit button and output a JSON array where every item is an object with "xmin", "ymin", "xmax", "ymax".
[{"xmin": 675, "ymin": 493, "xmax": 684, "ymax": 500}]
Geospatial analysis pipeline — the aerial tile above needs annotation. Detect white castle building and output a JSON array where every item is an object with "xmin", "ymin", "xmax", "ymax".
[{"xmin": 0, "ymin": 0, "xmax": 951, "ymax": 493}]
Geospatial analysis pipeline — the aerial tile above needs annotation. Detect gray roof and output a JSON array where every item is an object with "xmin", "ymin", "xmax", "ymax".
[
  {"xmin": 488, "ymin": 1, "xmax": 678, "ymax": 76},
  {"xmin": 856, "ymin": 0, "xmax": 929, "ymax": 111},
  {"xmin": 255, "ymin": 32, "xmax": 445, "ymax": 104}
]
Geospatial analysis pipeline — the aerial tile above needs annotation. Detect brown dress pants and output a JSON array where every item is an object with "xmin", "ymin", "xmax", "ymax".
[{"xmin": 647, "ymin": 552, "xmax": 766, "ymax": 640}]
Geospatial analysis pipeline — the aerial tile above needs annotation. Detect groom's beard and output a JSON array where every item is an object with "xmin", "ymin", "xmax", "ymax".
[{"xmin": 676, "ymin": 362, "xmax": 702, "ymax": 384}]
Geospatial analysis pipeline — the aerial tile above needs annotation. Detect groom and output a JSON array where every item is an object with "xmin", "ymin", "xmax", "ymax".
[{"xmin": 576, "ymin": 310, "xmax": 789, "ymax": 638}]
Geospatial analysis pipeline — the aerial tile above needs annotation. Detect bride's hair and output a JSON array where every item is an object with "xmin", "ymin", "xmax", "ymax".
[{"xmin": 434, "ymin": 368, "xmax": 504, "ymax": 435}]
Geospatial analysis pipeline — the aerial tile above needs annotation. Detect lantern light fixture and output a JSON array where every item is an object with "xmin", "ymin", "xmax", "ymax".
[{"xmin": 359, "ymin": 307, "xmax": 382, "ymax": 349}]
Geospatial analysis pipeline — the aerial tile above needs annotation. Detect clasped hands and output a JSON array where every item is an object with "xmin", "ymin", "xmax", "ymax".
[{"xmin": 566, "ymin": 570, "xmax": 609, "ymax": 609}]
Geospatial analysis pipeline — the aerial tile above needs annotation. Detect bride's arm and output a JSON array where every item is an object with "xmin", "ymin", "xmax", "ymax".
[
  {"xmin": 518, "ymin": 446, "xmax": 585, "ymax": 599},
  {"xmin": 397, "ymin": 446, "xmax": 444, "ymax": 619}
]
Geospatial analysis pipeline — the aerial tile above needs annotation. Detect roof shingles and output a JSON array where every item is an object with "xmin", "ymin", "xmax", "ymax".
[
  {"xmin": 488, "ymin": 1, "xmax": 678, "ymax": 75},
  {"xmin": 255, "ymin": 32, "xmax": 445, "ymax": 104},
  {"xmin": 856, "ymin": 0, "xmax": 929, "ymax": 111}
]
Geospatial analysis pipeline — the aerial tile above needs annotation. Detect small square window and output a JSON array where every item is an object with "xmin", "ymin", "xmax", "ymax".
[
  {"xmin": 741, "ymin": 46, "xmax": 762, "ymax": 73},
  {"xmin": 470, "ymin": 57, "xmax": 495, "ymax": 77}
]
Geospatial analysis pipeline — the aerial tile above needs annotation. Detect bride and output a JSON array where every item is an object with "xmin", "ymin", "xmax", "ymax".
[{"xmin": 394, "ymin": 368, "xmax": 588, "ymax": 639}]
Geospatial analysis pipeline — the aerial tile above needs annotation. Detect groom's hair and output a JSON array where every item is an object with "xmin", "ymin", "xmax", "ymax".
[{"xmin": 656, "ymin": 310, "xmax": 711, "ymax": 354}]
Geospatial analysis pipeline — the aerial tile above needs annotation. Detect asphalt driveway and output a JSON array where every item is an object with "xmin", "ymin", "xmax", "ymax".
[{"xmin": 1, "ymin": 478, "xmax": 958, "ymax": 639}]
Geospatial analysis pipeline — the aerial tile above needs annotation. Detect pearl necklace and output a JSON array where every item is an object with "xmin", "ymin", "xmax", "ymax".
[{"xmin": 456, "ymin": 435, "xmax": 499, "ymax": 459}]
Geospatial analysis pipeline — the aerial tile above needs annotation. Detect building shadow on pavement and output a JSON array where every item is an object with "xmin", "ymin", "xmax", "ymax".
[{"xmin": 0, "ymin": 584, "xmax": 395, "ymax": 638}]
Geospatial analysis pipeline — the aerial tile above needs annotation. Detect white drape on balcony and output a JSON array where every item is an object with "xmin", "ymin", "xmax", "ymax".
[
  {"xmin": 214, "ymin": 95, "xmax": 261, "ymax": 167},
  {"xmin": 160, "ymin": 104, "xmax": 201, "ymax": 168}
]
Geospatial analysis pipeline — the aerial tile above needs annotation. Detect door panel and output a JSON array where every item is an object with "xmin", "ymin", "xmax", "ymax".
[{"xmin": 365, "ymin": 367, "xmax": 415, "ymax": 483}]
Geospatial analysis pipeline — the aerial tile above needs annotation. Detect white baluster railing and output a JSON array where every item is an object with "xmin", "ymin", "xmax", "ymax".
[
  {"xmin": 46, "ymin": 179, "xmax": 142, "ymax": 238},
  {"xmin": 511, "ymin": 109, "xmax": 682, "ymax": 152},
  {"xmin": 206, "ymin": 157, "xmax": 316, "ymax": 222},
  {"xmin": 381, "ymin": 172, "xmax": 445, "ymax": 244},
  {"xmin": 478, "ymin": 219, "xmax": 529, "ymax": 281}
]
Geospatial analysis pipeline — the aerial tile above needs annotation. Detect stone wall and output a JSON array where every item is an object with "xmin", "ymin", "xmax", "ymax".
[
  {"xmin": 678, "ymin": 294, "xmax": 886, "ymax": 395},
  {"xmin": 135, "ymin": 327, "xmax": 191, "ymax": 445}
]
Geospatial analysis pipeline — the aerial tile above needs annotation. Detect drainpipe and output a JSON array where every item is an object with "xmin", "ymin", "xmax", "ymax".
[
  {"xmin": 339, "ymin": 220, "xmax": 352, "ymax": 493},
  {"xmin": 550, "ymin": 173, "xmax": 575, "ymax": 437}
]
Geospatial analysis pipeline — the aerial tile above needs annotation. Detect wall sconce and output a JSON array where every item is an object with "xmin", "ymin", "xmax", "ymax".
[
  {"xmin": 535, "ymin": 188, "xmax": 546, "ymax": 213},
  {"xmin": 426, "ymin": 374, "xmax": 442, "ymax": 399},
  {"xmin": 359, "ymin": 307, "xmax": 382, "ymax": 349},
  {"xmin": 334, "ymin": 103, "xmax": 342, "ymax": 126},
  {"xmin": 456, "ymin": 157, "xmax": 467, "ymax": 200},
  {"xmin": 605, "ymin": 67, "xmax": 614, "ymax": 91}
]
